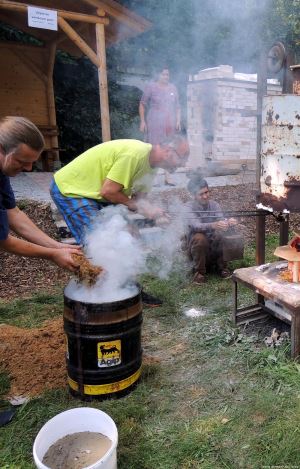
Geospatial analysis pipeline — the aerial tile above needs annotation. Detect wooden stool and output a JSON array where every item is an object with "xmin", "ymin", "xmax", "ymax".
[{"xmin": 232, "ymin": 262, "xmax": 300, "ymax": 359}]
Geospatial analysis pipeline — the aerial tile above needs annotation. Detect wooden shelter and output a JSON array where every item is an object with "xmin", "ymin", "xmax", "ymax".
[{"xmin": 0, "ymin": 0, "xmax": 151, "ymax": 169}]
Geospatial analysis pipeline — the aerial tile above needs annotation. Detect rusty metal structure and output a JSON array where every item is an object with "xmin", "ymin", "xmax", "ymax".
[
  {"xmin": 231, "ymin": 43, "xmax": 300, "ymax": 359},
  {"xmin": 260, "ymin": 95, "xmax": 300, "ymax": 211},
  {"xmin": 256, "ymin": 42, "xmax": 300, "ymax": 264}
]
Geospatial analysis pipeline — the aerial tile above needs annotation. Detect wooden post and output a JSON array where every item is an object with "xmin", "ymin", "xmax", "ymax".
[
  {"xmin": 46, "ymin": 42, "xmax": 59, "ymax": 169},
  {"xmin": 291, "ymin": 312, "xmax": 300, "ymax": 360},
  {"xmin": 279, "ymin": 214, "xmax": 289, "ymax": 246},
  {"xmin": 95, "ymin": 22, "xmax": 111, "ymax": 141},
  {"xmin": 256, "ymin": 48, "xmax": 268, "ymax": 266},
  {"xmin": 256, "ymin": 214, "xmax": 266, "ymax": 265}
]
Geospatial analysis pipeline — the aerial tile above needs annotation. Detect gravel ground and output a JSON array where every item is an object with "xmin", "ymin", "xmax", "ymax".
[{"xmin": 1, "ymin": 184, "xmax": 300, "ymax": 301}]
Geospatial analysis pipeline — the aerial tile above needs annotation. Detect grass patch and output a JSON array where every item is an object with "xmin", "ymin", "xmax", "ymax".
[
  {"xmin": 0, "ymin": 291, "xmax": 63, "ymax": 328},
  {"xmin": 0, "ymin": 235, "xmax": 299, "ymax": 468}
]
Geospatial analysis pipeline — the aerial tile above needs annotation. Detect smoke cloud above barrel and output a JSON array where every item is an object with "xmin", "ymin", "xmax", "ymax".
[
  {"xmin": 65, "ymin": 206, "xmax": 146, "ymax": 302},
  {"xmin": 65, "ymin": 203, "xmax": 188, "ymax": 303}
]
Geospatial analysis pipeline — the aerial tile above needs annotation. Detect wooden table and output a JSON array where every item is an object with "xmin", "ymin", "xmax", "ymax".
[{"xmin": 232, "ymin": 261, "xmax": 300, "ymax": 359}]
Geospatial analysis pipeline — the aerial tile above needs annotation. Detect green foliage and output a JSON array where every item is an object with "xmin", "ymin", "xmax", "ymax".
[
  {"xmin": 114, "ymin": 0, "xmax": 280, "ymax": 73},
  {"xmin": 0, "ymin": 21, "xmax": 41, "ymax": 45},
  {"xmin": 54, "ymin": 55, "xmax": 142, "ymax": 163},
  {"xmin": 271, "ymin": 0, "xmax": 300, "ymax": 54},
  {"xmin": 54, "ymin": 56, "xmax": 102, "ymax": 162},
  {"xmin": 114, "ymin": 0, "xmax": 300, "ymax": 77}
]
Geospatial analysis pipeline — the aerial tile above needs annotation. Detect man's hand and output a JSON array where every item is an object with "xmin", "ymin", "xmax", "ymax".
[
  {"xmin": 53, "ymin": 241, "xmax": 82, "ymax": 251},
  {"xmin": 212, "ymin": 220, "xmax": 229, "ymax": 231},
  {"xmin": 140, "ymin": 205, "xmax": 168, "ymax": 221},
  {"xmin": 50, "ymin": 247, "xmax": 82, "ymax": 272},
  {"xmin": 228, "ymin": 218, "xmax": 238, "ymax": 227},
  {"xmin": 155, "ymin": 214, "xmax": 172, "ymax": 226},
  {"xmin": 147, "ymin": 207, "xmax": 166, "ymax": 219}
]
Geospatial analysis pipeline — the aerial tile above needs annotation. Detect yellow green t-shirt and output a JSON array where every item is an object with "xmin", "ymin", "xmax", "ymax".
[{"xmin": 54, "ymin": 139, "xmax": 154, "ymax": 200}]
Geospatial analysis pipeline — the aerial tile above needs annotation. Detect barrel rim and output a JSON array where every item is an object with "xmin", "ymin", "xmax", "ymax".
[{"xmin": 64, "ymin": 282, "xmax": 141, "ymax": 308}]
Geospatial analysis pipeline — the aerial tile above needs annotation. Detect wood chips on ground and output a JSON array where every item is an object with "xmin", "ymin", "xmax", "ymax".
[{"xmin": 0, "ymin": 202, "xmax": 70, "ymax": 301}]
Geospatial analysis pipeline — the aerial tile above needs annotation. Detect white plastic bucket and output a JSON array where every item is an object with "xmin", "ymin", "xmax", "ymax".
[{"xmin": 33, "ymin": 407, "xmax": 118, "ymax": 469}]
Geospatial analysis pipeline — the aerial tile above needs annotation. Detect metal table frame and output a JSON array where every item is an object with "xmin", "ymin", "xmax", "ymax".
[{"xmin": 232, "ymin": 271, "xmax": 300, "ymax": 359}]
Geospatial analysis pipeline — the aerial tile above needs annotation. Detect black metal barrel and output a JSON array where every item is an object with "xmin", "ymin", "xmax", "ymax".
[{"xmin": 63, "ymin": 286, "xmax": 142, "ymax": 400}]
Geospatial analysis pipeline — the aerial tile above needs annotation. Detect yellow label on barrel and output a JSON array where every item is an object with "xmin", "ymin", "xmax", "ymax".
[
  {"xmin": 97, "ymin": 340, "xmax": 121, "ymax": 368},
  {"xmin": 68, "ymin": 367, "xmax": 142, "ymax": 395}
]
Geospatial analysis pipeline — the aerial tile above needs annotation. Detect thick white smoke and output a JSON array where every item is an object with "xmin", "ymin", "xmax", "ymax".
[
  {"xmin": 64, "ymin": 202, "xmax": 189, "ymax": 303},
  {"xmin": 140, "ymin": 197, "xmax": 188, "ymax": 278},
  {"xmin": 65, "ymin": 206, "xmax": 147, "ymax": 302}
]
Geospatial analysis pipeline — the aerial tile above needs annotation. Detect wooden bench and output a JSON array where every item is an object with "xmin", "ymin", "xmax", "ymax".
[{"xmin": 232, "ymin": 261, "xmax": 300, "ymax": 359}]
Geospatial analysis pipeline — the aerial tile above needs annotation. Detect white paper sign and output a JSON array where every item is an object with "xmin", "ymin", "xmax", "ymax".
[{"xmin": 28, "ymin": 6, "xmax": 57, "ymax": 31}]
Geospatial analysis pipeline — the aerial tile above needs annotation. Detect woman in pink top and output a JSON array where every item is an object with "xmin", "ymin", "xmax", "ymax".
[{"xmin": 139, "ymin": 67, "xmax": 181, "ymax": 185}]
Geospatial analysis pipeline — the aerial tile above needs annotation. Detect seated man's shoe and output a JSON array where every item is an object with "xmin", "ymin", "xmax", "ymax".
[
  {"xmin": 141, "ymin": 291, "xmax": 163, "ymax": 307},
  {"xmin": 193, "ymin": 272, "xmax": 206, "ymax": 285},
  {"xmin": 219, "ymin": 269, "xmax": 231, "ymax": 279}
]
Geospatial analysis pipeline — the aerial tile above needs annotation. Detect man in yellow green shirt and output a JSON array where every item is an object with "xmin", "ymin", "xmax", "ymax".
[{"xmin": 50, "ymin": 136, "xmax": 189, "ymax": 244}]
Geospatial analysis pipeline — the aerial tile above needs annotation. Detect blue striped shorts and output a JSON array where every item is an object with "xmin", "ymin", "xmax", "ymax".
[{"xmin": 50, "ymin": 180, "xmax": 111, "ymax": 245}]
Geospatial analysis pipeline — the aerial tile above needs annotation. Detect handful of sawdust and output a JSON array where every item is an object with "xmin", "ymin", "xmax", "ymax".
[{"xmin": 72, "ymin": 253, "xmax": 104, "ymax": 286}]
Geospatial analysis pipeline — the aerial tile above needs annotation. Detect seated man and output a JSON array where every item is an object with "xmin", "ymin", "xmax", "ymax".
[{"xmin": 184, "ymin": 175, "xmax": 237, "ymax": 284}]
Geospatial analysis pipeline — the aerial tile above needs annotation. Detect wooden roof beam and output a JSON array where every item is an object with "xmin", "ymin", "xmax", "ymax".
[
  {"xmin": 81, "ymin": 0, "xmax": 151, "ymax": 33},
  {"xmin": 0, "ymin": 0, "xmax": 109, "ymax": 25},
  {"xmin": 57, "ymin": 17, "xmax": 100, "ymax": 68},
  {"xmin": 53, "ymin": 23, "xmax": 86, "ymax": 47}
]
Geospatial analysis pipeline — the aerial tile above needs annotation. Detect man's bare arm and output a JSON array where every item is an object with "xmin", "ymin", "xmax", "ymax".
[
  {"xmin": 100, "ymin": 179, "xmax": 137, "ymax": 210},
  {"xmin": 0, "ymin": 234, "xmax": 80, "ymax": 271},
  {"xmin": 8, "ymin": 207, "xmax": 66, "ymax": 249}
]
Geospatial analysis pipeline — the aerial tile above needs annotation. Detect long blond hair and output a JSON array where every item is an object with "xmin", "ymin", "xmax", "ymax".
[{"xmin": 0, "ymin": 116, "xmax": 44, "ymax": 154}]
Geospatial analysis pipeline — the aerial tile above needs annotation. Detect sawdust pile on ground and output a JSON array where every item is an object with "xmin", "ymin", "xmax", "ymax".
[
  {"xmin": 0, "ymin": 318, "xmax": 161, "ymax": 398},
  {"xmin": 0, "ymin": 318, "xmax": 66, "ymax": 398}
]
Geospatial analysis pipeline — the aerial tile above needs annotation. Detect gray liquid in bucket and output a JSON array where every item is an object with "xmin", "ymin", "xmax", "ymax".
[{"xmin": 42, "ymin": 431, "xmax": 112, "ymax": 469}]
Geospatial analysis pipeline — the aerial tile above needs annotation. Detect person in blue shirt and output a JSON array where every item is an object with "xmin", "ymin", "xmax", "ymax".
[{"xmin": 0, "ymin": 116, "xmax": 80, "ymax": 271}]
